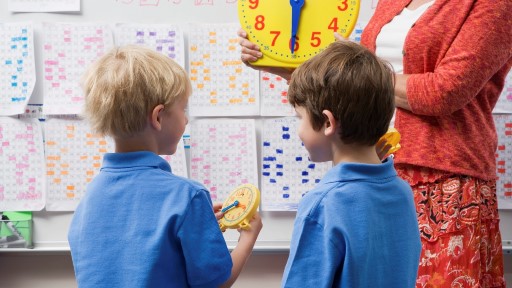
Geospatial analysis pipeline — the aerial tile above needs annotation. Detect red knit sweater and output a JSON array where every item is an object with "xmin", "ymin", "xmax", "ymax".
[{"xmin": 361, "ymin": 0, "xmax": 512, "ymax": 180}]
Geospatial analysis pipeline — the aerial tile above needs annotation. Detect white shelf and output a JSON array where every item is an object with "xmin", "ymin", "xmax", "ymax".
[{"xmin": 2, "ymin": 240, "xmax": 511, "ymax": 254}]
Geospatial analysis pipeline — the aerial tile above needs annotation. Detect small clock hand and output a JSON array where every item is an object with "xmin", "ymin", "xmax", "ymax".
[
  {"xmin": 221, "ymin": 200, "xmax": 239, "ymax": 213},
  {"xmin": 290, "ymin": 0, "xmax": 305, "ymax": 54}
]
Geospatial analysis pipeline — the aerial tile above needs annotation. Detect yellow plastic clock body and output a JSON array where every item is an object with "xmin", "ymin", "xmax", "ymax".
[
  {"xmin": 382, "ymin": 128, "xmax": 401, "ymax": 154},
  {"xmin": 219, "ymin": 184, "xmax": 260, "ymax": 232},
  {"xmin": 238, "ymin": 0, "xmax": 360, "ymax": 68}
]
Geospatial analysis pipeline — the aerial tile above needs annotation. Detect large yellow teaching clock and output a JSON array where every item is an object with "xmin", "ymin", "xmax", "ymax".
[{"xmin": 238, "ymin": 0, "xmax": 360, "ymax": 68}]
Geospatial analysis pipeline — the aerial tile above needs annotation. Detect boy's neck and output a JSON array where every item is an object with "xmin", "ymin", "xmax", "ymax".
[
  {"xmin": 331, "ymin": 143, "xmax": 381, "ymax": 166},
  {"xmin": 114, "ymin": 129, "xmax": 158, "ymax": 154}
]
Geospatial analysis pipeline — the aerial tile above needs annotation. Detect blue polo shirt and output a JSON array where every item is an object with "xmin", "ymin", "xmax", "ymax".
[
  {"xmin": 282, "ymin": 157, "xmax": 421, "ymax": 288},
  {"xmin": 68, "ymin": 151, "xmax": 232, "ymax": 288}
]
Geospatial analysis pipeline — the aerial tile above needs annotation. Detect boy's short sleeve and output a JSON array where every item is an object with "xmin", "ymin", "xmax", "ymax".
[
  {"xmin": 282, "ymin": 216, "xmax": 344, "ymax": 288},
  {"xmin": 178, "ymin": 190, "xmax": 232, "ymax": 288}
]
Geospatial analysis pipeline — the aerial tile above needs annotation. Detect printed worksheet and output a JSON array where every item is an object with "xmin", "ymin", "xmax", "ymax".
[
  {"xmin": 44, "ymin": 117, "xmax": 188, "ymax": 210},
  {"xmin": 114, "ymin": 23, "xmax": 186, "ymax": 68},
  {"xmin": 8, "ymin": 0, "xmax": 80, "ymax": 12},
  {"xmin": 494, "ymin": 70, "xmax": 512, "ymax": 113},
  {"xmin": 44, "ymin": 117, "xmax": 115, "ymax": 211},
  {"xmin": 260, "ymin": 117, "xmax": 331, "ymax": 211},
  {"xmin": 0, "ymin": 117, "xmax": 45, "ymax": 211},
  {"xmin": 187, "ymin": 23, "xmax": 259, "ymax": 116},
  {"xmin": 260, "ymin": 72, "xmax": 295, "ymax": 117},
  {"xmin": 189, "ymin": 119, "xmax": 258, "ymax": 202},
  {"xmin": 494, "ymin": 114, "xmax": 512, "ymax": 209},
  {"xmin": 0, "ymin": 23, "xmax": 36, "ymax": 116},
  {"xmin": 42, "ymin": 22, "xmax": 114, "ymax": 115}
]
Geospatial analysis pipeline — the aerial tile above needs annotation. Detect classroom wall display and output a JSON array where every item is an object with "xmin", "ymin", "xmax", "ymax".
[
  {"xmin": 0, "ymin": 0, "xmax": 510, "ymax": 251},
  {"xmin": 0, "ymin": 23, "xmax": 36, "ymax": 116}
]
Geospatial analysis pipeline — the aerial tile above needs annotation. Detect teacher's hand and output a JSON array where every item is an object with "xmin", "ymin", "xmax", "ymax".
[{"xmin": 238, "ymin": 29, "xmax": 295, "ymax": 81}]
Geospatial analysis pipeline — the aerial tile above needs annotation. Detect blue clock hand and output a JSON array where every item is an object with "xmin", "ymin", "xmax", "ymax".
[
  {"xmin": 290, "ymin": 0, "xmax": 305, "ymax": 54},
  {"xmin": 221, "ymin": 200, "xmax": 239, "ymax": 213}
]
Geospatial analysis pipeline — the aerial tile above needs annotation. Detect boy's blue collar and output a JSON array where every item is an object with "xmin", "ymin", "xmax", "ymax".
[
  {"xmin": 101, "ymin": 151, "xmax": 171, "ymax": 172},
  {"xmin": 320, "ymin": 156, "xmax": 396, "ymax": 185}
]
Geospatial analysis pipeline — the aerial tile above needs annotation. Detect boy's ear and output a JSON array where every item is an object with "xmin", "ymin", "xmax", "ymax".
[
  {"xmin": 322, "ymin": 110, "xmax": 337, "ymax": 136},
  {"xmin": 150, "ymin": 104, "xmax": 165, "ymax": 131}
]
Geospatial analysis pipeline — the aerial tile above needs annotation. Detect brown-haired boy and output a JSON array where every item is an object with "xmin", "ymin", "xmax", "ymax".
[{"xmin": 282, "ymin": 41, "xmax": 421, "ymax": 287}]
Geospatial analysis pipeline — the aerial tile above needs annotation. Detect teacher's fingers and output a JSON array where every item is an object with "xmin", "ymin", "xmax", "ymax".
[
  {"xmin": 237, "ymin": 28, "xmax": 247, "ymax": 38},
  {"xmin": 334, "ymin": 32, "xmax": 349, "ymax": 42},
  {"xmin": 240, "ymin": 45, "xmax": 263, "ymax": 64}
]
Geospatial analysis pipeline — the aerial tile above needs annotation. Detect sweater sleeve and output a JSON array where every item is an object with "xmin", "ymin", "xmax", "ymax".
[{"xmin": 406, "ymin": 0, "xmax": 512, "ymax": 116}]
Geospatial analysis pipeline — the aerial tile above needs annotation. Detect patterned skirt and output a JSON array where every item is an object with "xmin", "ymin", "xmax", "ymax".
[{"xmin": 396, "ymin": 164, "xmax": 505, "ymax": 288}]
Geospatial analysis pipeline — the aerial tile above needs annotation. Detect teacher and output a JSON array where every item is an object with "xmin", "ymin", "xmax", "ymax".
[{"xmin": 239, "ymin": 0, "xmax": 511, "ymax": 286}]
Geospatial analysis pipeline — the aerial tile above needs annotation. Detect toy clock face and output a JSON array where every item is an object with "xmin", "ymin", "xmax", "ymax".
[
  {"xmin": 238, "ymin": 0, "xmax": 360, "ymax": 67},
  {"xmin": 219, "ymin": 184, "xmax": 260, "ymax": 232}
]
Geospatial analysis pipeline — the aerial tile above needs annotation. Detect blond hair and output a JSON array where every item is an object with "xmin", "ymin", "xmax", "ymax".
[{"xmin": 82, "ymin": 45, "xmax": 189, "ymax": 138}]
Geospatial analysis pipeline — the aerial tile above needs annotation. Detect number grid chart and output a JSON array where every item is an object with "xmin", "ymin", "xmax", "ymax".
[
  {"xmin": 187, "ymin": 23, "xmax": 260, "ymax": 117},
  {"xmin": 259, "ymin": 71, "xmax": 295, "ymax": 117},
  {"xmin": 494, "ymin": 70, "xmax": 512, "ymax": 113},
  {"xmin": 0, "ymin": 117, "xmax": 45, "ymax": 211},
  {"xmin": 189, "ymin": 119, "xmax": 258, "ymax": 202},
  {"xmin": 42, "ymin": 22, "xmax": 114, "ymax": 115},
  {"xmin": 160, "ymin": 137, "xmax": 188, "ymax": 179},
  {"xmin": 0, "ymin": 23, "xmax": 36, "ymax": 116},
  {"xmin": 44, "ymin": 117, "xmax": 116, "ymax": 211},
  {"xmin": 494, "ymin": 114, "xmax": 512, "ymax": 209},
  {"xmin": 261, "ymin": 117, "xmax": 331, "ymax": 211},
  {"xmin": 114, "ymin": 23, "xmax": 186, "ymax": 68}
]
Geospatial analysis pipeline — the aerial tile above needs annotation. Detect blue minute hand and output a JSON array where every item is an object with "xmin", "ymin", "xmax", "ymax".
[{"xmin": 290, "ymin": 0, "xmax": 305, "ymax": 54}]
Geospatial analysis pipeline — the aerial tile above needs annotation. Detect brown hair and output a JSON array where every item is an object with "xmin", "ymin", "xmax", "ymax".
[
  {"xmin": 288, "ymin": 41, "xmax": 394, "ymax": 146},
  {"xmin": 82, "ymin": 45, "xmax": 190, "ymax": 138}
]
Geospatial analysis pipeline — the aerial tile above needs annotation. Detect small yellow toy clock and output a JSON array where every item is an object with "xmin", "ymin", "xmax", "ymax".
[
  {"xmin": 382, "ymin": 128, "xmax": 401, "ymax": 154},
  {"xmin": 238, "ymin": 0, "xmax": 360, "ymax": 67},
  {"xmin": 219, "ymin": 184, "xmax": 260, "ymax": 232}
]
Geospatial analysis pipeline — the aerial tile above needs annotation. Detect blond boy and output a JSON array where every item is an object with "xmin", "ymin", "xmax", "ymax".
[{"xmin": 68, "ymin": 46, "xmax": 262, "ymax": 288}]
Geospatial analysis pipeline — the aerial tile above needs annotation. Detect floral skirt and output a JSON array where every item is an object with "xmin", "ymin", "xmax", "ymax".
[{"xmin": 396, "ymin": 164, "xmax": 505, "ymax": 288}]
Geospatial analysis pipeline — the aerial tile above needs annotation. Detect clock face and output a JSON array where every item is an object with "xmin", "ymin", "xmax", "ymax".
[
  {"xmin": 220, "ymin": 184, "xmax": 260, "ymax": 230},
  {"xmin": 238, "ymin": 0, "xmax": 360, "ymax": 67}
]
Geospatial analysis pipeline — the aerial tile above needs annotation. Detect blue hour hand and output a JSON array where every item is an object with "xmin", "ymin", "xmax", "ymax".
[{"xmin": 290, "ymin": 0, "xmax": 305, "ymax": 54}]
